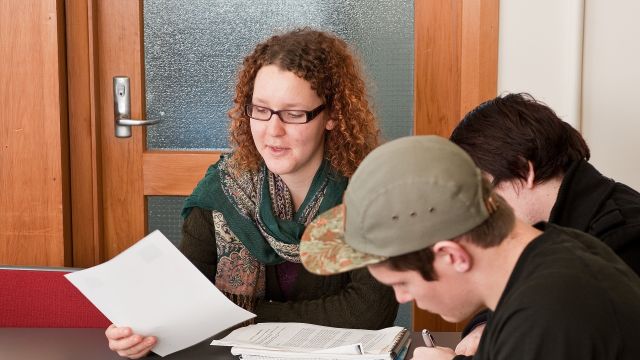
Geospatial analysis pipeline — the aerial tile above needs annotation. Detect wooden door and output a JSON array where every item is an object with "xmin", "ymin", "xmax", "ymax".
[
  {"xmin": 66, "ymin": 0, "xmax": 498, "ymax": 331},
  {"xmin": 1, "ymin": 0, "xmax": 70, "ymax": 266},
  {"xmin": 66, "ymin": 0, "xmax": 222, "ymax": 267}
]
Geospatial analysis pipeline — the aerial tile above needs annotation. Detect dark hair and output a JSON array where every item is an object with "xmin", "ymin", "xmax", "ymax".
[
  {"xmin": 228, "ymin": 28, "xmax": 380, "ymax": 176},
  {"xmin": 383, "ymin": 177, "xmax": 515, "ymax": 281},
  {"xmin": 450, "ymin": 93, "xmax": 590, "ymax": 185}
]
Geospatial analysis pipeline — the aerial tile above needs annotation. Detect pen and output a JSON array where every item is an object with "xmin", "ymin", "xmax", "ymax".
[{"xmin": 422, "ymin": 329, "xmax": 436, "ymax": 347}]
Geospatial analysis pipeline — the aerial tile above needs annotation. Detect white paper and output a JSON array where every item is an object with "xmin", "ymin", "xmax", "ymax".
[
  {"xmin": 65, "ymin": 230, "xmax": 255, "ymax": 356},
  {"xmin": 314, "ymin": 343, "xmax": 364, "ymax": 355},
  {"xmin": 230, "ymin": 346, "xmax": 393, "ymax": 360},
  {"xmin": 211, "ymin": 322, "xmax": 405, "ymax": 359},
  {"xmin": 231, "ymin": 349, "xmax": 379, "ymax": 360}
]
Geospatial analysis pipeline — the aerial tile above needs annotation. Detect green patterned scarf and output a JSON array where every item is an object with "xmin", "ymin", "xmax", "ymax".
[{"xmin": 182, "ymin": 154, "xmax": 347, "ymax": 311}]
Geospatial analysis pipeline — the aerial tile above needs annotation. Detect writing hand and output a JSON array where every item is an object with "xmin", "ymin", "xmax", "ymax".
[{"xmin": 412, "ymin": 346, "xmax": 456, "ymax": 359}]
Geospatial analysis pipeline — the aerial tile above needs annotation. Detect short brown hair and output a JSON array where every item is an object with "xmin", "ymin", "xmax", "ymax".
[
  {"xmin": 450, "ymin": 93, "xmax": 589, "ymax": 185},
  {"xmin": 228, "ymin": 28, "xmax": 380, "ymax": 177},
  {"xmin": 383, "ymin": 177, "xmax": 515, "ymax": 281}
]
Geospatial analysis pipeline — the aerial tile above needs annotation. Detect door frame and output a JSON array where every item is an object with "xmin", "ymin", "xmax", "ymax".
[
  {"xmin": 413, "ymin": 0, "xmax": 500, "ymax": 331},
  {"xmin": 66, "ymin": 0, "xmax": 499, "ymax": 331}
]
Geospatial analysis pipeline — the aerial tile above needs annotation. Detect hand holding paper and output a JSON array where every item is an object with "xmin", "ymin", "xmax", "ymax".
[
  {"xmin": 65, "ymin": 230, "xmax": 256, "ymax": 356},
  {"xmin": 105, "ymin": 324, "xmax": 157, "ymax": 359}
]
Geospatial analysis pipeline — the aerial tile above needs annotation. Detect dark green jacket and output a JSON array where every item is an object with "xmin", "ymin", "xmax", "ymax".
[{"xmin": 179, "ymin": 207, "xmax": 398, "ymax": 329}]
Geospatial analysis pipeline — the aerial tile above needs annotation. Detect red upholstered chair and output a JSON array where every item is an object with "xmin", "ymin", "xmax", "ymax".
[{"xmin": 0, "ymin": 266, "xmax": 111, "ymax": 328}]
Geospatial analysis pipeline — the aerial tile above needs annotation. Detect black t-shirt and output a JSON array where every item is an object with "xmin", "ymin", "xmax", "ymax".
[
  {"xmin": 461, "ymin": 160, "xmax": 640, "ymax": 343},
  {"xmin": 461, "ymin": 223, "xmax": 640, "ymax": 360}
]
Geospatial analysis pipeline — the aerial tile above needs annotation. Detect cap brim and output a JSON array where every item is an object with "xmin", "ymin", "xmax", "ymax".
[{"xmin": 300, "ymin": 204, "xmax": 388, "ymax": 275}]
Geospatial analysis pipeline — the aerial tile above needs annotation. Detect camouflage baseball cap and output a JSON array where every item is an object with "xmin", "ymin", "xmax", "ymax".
[{"xmin": 300, "ymin": 135, "xmax": 490, "ymax": 275}]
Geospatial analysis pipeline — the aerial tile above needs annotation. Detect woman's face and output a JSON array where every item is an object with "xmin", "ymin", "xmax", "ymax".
[{"xmin": 250, "ymin": 65, "xmax": 335, "ymax": 183}]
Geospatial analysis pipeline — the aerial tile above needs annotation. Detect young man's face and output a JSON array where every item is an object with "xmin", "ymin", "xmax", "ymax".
[{"xmin": 367, "ymin": 262, "xmax": 482, "ymax": 323}]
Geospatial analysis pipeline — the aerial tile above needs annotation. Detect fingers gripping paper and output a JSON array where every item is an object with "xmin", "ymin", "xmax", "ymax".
[{"xmin": 65, "ymin": 230, "xmax": 255, "ymax": 356}]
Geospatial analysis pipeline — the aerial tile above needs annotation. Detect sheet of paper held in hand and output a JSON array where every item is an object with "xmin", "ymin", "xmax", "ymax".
[{"xmin": 65, "ymin": 230, "xmax": 256, "ymax": 356}]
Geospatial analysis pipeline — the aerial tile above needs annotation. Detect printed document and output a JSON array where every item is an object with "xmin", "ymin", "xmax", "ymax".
[
  {"xmin": 211, "ymin": 322, "xmax": 407, "ymax": 359},
  {"xmin": 65, "ymin": 230, "xmax": 255, "ymax": 356}
]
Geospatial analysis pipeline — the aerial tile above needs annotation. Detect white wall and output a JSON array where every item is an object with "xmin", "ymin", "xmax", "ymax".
[
  {"xmin": 498, "ymin": 0, "xmax": 640, "ymax": 191},
  {"xmin": 497, "ymin": 0, "xmax": 583, "ymax": 127},
  {"xmin": 581, "ymin": 0, "xmax": 640, "ymax": 191}
]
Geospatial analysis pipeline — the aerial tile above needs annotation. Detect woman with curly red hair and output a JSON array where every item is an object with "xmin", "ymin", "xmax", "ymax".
[{"xmin": 106, "ymin": 28, "xmax": 397, "ymax": 358}]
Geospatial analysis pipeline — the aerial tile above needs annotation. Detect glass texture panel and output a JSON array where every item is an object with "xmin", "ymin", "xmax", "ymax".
[
  {"xmin": 147, "ymin": 196, "xmax": 185, "ymax": 247},
  {"xmin": 144, "ymin": 0, "xmax": 413, "ymax": 149}
]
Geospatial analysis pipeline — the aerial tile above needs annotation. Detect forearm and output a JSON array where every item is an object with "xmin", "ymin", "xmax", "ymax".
[
  {"xmin": 178, "ymin": 207, "xmax": 218, "ymax": 284},
  {"xmin": 255, "ymin": 268, "xmax": 398, "ymax": 329}
]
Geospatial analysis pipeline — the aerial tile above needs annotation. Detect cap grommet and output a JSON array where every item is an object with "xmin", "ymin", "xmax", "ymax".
[
  {"xmin": 391, "ymin": 215, "xmax": 399, "ymax": 221},
  {"xmin": 429, "ymin": 207, "xmax": 435, "ymax": 213},
  {"xmin": 410, "ymin": 212, "xmax": 417, "ymax": 217}
]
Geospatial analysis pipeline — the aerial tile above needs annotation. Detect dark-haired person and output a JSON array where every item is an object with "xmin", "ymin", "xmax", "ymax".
[
  {"xmin": 300, "ymin": 135, "xmax": 640, "ymax": 360},
  {"xmin": 105, "ymin": 28, "xmax": 397, "ymax": 359},
  {"xmin": 449, "ymin": 93, "xmax": 640, "ymax": 355}
]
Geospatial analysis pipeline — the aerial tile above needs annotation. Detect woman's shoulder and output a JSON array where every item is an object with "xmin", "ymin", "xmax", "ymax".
[
  {"xmin": 195, "ymin": 155, "xmax": 231, "ymax": 190},
  {"xmin": 181, "ymin": 155, "xmax": 232, "ymax": 217},
  {"xmin": 182, "ymin": 153, "xmax": 260, "ymax": 217}
]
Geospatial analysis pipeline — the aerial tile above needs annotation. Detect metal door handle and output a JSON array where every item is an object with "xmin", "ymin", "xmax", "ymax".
[
  {"xmin": 113, "ymin": 76, "xmax": 160, "ymax": 138},
  {"xmin": 117, "ymin": 118, "xmax": 160, "ymax": 126}
]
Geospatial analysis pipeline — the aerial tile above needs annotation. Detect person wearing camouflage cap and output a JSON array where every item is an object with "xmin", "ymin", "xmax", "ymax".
[{"xmin": 300, "ymin": 135, "xmax": 640, "ymax": 360}]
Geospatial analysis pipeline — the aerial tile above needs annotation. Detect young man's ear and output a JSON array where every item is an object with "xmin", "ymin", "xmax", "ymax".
[
  {"xmin": 525, "ymin": 160, "xmax": 536, "ymax": 189},
  {"xmin": 433, "ymin": 241, "xmax": 472, "ymax": 273}
]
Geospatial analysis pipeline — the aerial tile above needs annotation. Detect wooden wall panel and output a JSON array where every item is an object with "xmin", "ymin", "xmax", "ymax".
[
  {"xmin": 0, "ymin": 0, "xmax": 70, "ymax": 266},
  {"xmin": 460, "ymin": 0, "xmax": 499, "ymax": 115},
  {"xmin": 66, "ymin": 0, "xmax": 104, "ymax": 267},
  {"xmin": 415, "ymin": 0, "xmax": 462, "ymax": 138},
  {"xmin": 413, "ymin": 0, "xmax": 499, "ymax": 332}
]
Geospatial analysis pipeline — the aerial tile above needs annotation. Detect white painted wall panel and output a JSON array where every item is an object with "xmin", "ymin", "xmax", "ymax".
[
  {"xmin": 581, "ymin": 0, "xmax": 640, "ymax": 191},
  {"xmin": 497, "ymin": 0, "xmax": 583, "ymax": 128}
]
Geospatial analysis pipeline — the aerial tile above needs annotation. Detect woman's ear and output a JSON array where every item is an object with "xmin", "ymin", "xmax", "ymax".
[
  {"xmin": 325, "ymin": 119, "xmax": 336, "ymax": 131},
  {"xmin": 433, "ymin": 241, "xmax": 472, "ymax": 273}
]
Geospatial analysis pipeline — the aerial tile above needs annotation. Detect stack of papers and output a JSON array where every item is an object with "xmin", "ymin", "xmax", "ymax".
[{"xmin": 211, "ymin": 322, "xmax": 411, "ymax": 360}]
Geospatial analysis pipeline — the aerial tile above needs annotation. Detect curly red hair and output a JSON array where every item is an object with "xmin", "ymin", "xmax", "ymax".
[{"xmin": 228, "ymin": 28, "xmax": 380, "ymax": 177}]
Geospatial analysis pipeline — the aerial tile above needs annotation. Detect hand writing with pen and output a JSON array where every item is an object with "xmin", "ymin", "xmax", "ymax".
[{"xmin": 411, "ymin": 329, "xmax": 456, "ymax": 360}]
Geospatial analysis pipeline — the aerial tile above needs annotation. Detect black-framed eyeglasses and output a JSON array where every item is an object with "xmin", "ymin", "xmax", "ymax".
[{"xmin": 244, "ymin": 103, "xmax": 326, "ymax": 124}]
